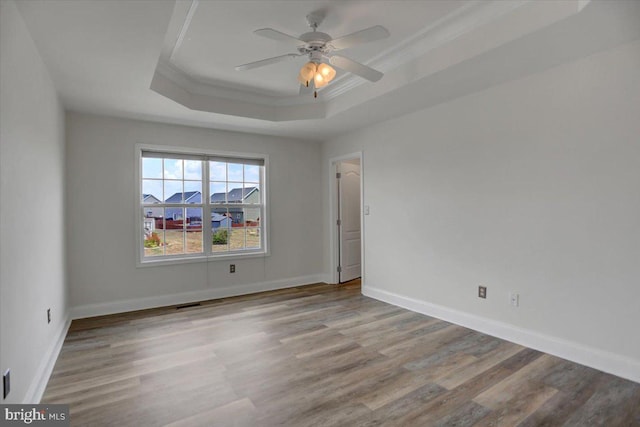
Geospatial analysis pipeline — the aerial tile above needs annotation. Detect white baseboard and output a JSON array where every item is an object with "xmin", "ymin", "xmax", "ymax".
[
  {"xmin": 24, "ymin": 313, "xmax": 71, "ymax": 403},
  {"xmin": 363, "ymin": 285, "xmax": 640, "ymax": 384},
  {"xmin": 317, "ymin": 274, "xmax": 335, "ymax": 285},
  {"xmin": 71, "ymin": 274, "xmax": 327, "ymax": 320}
]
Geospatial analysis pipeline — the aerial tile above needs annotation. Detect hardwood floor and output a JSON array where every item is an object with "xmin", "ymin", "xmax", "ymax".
[{"xmin": 43, "ymin": 282, "xmax": 640, "ymax": 426}]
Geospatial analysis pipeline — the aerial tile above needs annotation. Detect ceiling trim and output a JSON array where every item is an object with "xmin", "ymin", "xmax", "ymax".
[
  {"xmin": 155, "ymin": 0, "xmax": 529, "ymax": 109},
  {"xmin": 150, "ymin": 70, "xmax": 329, "ymax": 121},
  {"xmin": 169, "ymin": 0, "xmax": 199, "ymax": 62},
  {"xmin": 322, "ymin": 0, "xmax": 529, "ymax": 100},
  {"xmin": 157, "ymin": 61, "xmax": 279, "ymax": 106},
  {"xmin": 150, "ymin": 0, "xmax": 593, "ymax": 122}
]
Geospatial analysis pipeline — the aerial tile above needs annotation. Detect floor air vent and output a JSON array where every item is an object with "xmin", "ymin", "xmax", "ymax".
[{"xmin": 176, "ymin": 302, "xmax": 201, "ymax": 310}]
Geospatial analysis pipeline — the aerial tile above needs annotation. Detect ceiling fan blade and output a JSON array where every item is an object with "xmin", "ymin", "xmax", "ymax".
[
  {"xmin": 254, "ymin": 28, "xmax": 304, "ymax": 45},
  {"xmin": 330, "ymin": 25, "xmax": 390, "ymax": 51},
  {"xmin": 235, "ymin": 53, "xmax": 301, "ymax": 71},
  {"xmin": 329, "ymin": 55, "xmax": 384, "ymax": 82}
]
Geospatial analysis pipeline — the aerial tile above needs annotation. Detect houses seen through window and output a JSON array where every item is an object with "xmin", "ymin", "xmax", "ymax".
[{"xmin": 140, "ymin": 150, "xmax": 265, "ymax": 262}]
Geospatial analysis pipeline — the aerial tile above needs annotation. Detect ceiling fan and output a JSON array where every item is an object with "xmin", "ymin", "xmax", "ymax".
[{"xmin": 235, "ymin": 12, "xmax": 390, "ymax": 97}]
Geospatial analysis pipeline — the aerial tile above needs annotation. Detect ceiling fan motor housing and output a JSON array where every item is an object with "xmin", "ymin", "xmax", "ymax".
[
  {"xmin": 306, "ymin": 50, "xmax": 324, "ymax": 63},
  {"xmin": 297, "ymin": 32, "xmax": 333, "ymax": 60},
  {"xmin": 299, "ymin": 31, "xmax": 331, "ymax": 44}
]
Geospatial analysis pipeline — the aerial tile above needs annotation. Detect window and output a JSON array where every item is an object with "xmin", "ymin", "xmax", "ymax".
[{"xmin": 139, "ymin": 148, "xmax": 266, "ymax": 263}]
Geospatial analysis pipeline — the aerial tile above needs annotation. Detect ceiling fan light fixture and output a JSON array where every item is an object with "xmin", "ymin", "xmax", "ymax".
[
  {"xmin": 298, "ymin": 61, "xmax": 317, "ymax": 85},
  {"xmin": 315, "ymin": 63, "xmax": 336, "ymax": 87},
  {"xmin": 314, "ymin": 73, "xmax": 327, "ymax": 88},
  {"xmin": 298, "ymin": 61, "xmax": 336, "ymax": 90}
]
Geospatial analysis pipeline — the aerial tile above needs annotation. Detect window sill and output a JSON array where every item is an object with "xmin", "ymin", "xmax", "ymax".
[{"xmin": 137, "ymin": 250, "xmax": 268, "ymax": 268}]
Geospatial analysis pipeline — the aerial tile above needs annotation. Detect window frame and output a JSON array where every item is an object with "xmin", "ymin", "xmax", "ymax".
[{"xmin": 135, "ymin": 144, "xmax": 269, "ymax": 267}]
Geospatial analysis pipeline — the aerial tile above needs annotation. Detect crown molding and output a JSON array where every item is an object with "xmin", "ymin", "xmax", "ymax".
[
  {"xmin": 322, "ymin": 0, "xmax": 529, "ymax": 100},
  {"xmin": 157, "ymin": 61, "xmax": 279, "ymax": 105},
  {"xmin": 150, "ymin": 69, "xmax": 329, "ymax": 121},
  {"xmin": 151, "ymin": 0, "xmax": 591, "ymax": 121},
  {"xmin": 156, "ymin": 1, "xmax": 527, "ymax": 109},
  {"xmin": 155, "ymin": 60, "xmax": 333, "ymax": 107},
  {"xmin": 169, "ymin": 0, "xmax": 199, "ymax": 63}
]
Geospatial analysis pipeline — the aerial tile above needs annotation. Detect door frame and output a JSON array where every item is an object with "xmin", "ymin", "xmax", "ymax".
[{"xmin": 329, "ymin": 152, "xmax": 364, "ymax": 285}]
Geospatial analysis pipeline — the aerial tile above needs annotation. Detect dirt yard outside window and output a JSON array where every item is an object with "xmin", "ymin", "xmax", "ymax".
[{"xmin": 144, "ymin": 228, "xmax": 260, "ymax": 257}]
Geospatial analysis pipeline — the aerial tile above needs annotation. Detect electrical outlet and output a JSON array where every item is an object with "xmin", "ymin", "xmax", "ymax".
[
  {"xmin": 3, "ymin": 369, "xmax": 10, "ymax": 399},
  {"xmin": 478, "ymin": 285, "xmax": 487, "ymax": 299},
  {"xmin": 509, "ymin": 292, "xmax": 519, "ymax": 307},
  {"xmin": 230, "ymin": 264, "xmax": 236, "ymax": 273},
  {"xmin": 47, "ymin": 308, "xmax": 51, "ymax": 324}
]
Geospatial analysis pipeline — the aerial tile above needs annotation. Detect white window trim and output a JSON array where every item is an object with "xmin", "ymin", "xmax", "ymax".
[{"xmin": 135, "ymin": 143, "xmax": 270, "ymax": 267}]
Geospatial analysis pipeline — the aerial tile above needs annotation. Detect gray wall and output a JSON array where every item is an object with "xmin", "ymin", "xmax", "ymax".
[
  {"xmin": 66, "ymin": 113, "xmax": 324, "ymax": 313},
  {"xmin": 0, "ymin": 0, "xmax": 68, "ymax": 403},
  {"xmin": 322, "ymin": 39, "xmax": 640, "ymax": 381}
]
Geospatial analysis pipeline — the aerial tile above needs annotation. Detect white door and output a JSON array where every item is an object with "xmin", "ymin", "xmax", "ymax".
[{"xmin": 338, "ymin": 161, "xmax": 361, "ymax": 283}]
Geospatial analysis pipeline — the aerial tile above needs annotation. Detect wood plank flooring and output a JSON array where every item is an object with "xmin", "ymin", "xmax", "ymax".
[{"xmin": 43, "ymin": 282, "xmax": 640, "ymax": 426}]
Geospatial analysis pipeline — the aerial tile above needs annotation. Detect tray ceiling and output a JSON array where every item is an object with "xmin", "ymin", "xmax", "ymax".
[
  {"xmin": 163, "ymin": 0, "xmax": 466, "ymax": 98},
  {"xmin": 14, "ymin": 0, "xmax": 640, "ymax": 139}
]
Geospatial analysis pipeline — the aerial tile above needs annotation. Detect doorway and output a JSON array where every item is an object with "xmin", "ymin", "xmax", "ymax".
[{"xmin": 335, "ymin": 157, "xmax": 361, "ymax": 283}]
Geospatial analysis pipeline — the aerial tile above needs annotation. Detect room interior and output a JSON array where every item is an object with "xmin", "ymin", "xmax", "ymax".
[{"xmin": 1, "ymin": 0, "xmax": 640, "ymax": 423}]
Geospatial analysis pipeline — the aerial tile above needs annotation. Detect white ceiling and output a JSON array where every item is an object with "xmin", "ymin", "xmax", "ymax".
[
  {"xmin": 167, "ymin": 0, "xmax": 465, "ymax": 97},
  {"xmin": 14, "ymin": 0, "xmax": 640, "ymax": 141}
]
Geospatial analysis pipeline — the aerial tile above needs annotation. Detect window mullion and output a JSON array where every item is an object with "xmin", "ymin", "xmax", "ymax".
[
  {"xmin": 243, "ymin": 166, "xmax": 246, "ymax": 250},
  {"xmin": 162, "ymin": 214, "xmax": 167, "ymax": 256},
  {"xmin": 203, "ymin": 159, "xmax": 212, "ymax": 257},
  {"xmin": 182, "ymin": 163, "xmax": 186, "ymax": 254}
]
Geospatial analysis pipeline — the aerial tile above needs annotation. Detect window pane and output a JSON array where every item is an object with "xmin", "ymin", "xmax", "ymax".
[
  {"xmin": 244, "ymin": 206, "xmax": 260, "ymax": 226},
  {"xmin": 143, "ymin": 209, "xmax": 164, "ymax": 257},
  {"xmin": 246, "ymin": 227, "xmax": 260, "ymax": 249},
  {"xmin": 210, "ymin": 161, "xmax": 226, "ymax": 181},
  {"xmin": 211, "ymin": 207, "xmax": 230, "ymax": 253},
  {"xmin": 142, "ymin": 158, "xmax": 163, "ymax": 179},
  {"xmin": 164, "ymin": 207, "xmax": 185, "ymax": 255},
  {"xmin": 230, "ymin": 227, "xmax": 245, "ymax": 251},
  {"xmin": 186, "ymin": 207, "xmax": 202, "ymax": 223},
  {"xmin": 184, "ymin": 181, "xmax": 201, "ymax": 202},
  {"xmin": 244, "ymin": 164, "xmax": 259, "ymax": 183},
  {"xmin": 244, "ymin": 207, "xmax": 260, "ymax": 250},
  {"xmin": 228, "ymin": 163, "xmax": 243, "ymax": 182},
  {"xmin": 184, "ymin": 160, "xmax": 202, "ymax": 180},
  {"xmin": 186, "ymin": 207, "xmax": 203, "ymax": 254},
  {"xmin": 210, "ymin": 182, "xmax": 226, "ymax": 203},
  {"xmin": 165, "ymin": 228, "xmax": 185, "ymax": 255},
  {"xmin": 227, "ymin": 183, "xmax": 244, "ymax": 203},
  {"xmin": 164, "ymin": 159, "xmax": 183, "ymax": 180},
  {"xmin": 165, "ymin": 207, "xmax": 182, "ymax": 221},
  {"xmin": 243, "ymin": 184, "xmax": 260, "ymax": 205},
  {"xmin": 142, "ymin": 180, "xmax": 163, "ymax": 203},
  {"xmin": 164, "ymin": 181, "xmax": 183, "ymax": 203}
]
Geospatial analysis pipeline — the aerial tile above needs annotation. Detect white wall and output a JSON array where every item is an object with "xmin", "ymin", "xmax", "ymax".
[
  {"xmin": 0, "ymin": 0, "xmax": 68, "ymax": 403},
  {"xmin": 66, "ymin": 113, "xmax": 324, "ymax": 315},
  {"xmin": 322, "ymin": 39, "xmax": 640, "ymax": 381}
]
